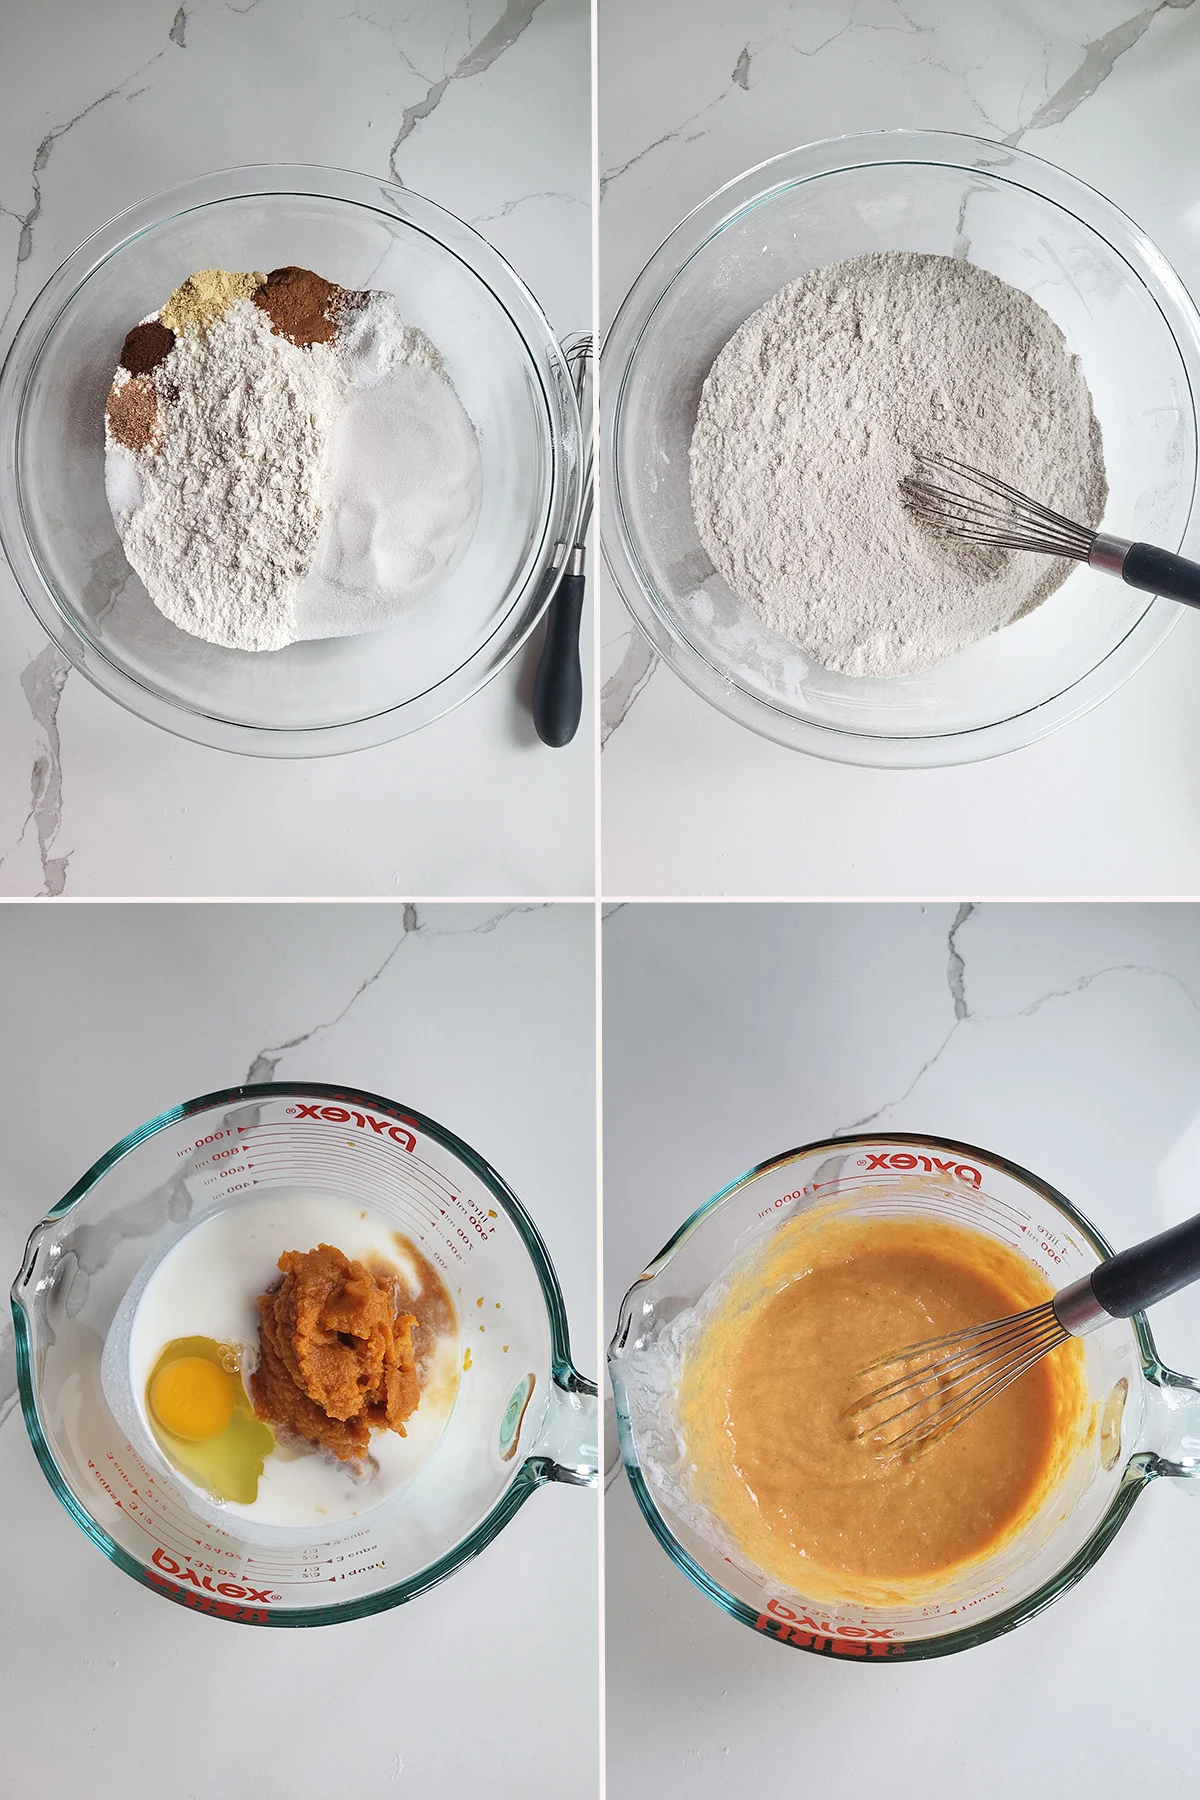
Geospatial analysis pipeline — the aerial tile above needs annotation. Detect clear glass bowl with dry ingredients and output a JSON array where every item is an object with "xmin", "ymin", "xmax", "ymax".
[
  {"xmin": 0, "ymin": 165, "xmax": 583, "ymax": 755},
  {"xmin": 601, "ymin": 131, "xmax": 1200, "ymax": 768}
]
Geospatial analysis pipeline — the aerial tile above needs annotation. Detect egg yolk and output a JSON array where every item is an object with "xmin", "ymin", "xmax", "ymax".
[
  {"xmin": 149, "ymin": 1355, "xmax": 235, "ymax": 1441},
  {"xmin": 144, "ymin": 1337, "xmax": 274, "ymax": 1503}
]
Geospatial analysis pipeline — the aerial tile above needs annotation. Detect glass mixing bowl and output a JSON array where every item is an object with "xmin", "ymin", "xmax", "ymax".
[
  {"xmin": 601, "ymin": 132, "xmax": 1200, "ymax": 766},
  {"xmin": 12, "ymin": 1083, "xmax": 597, "ymax": 1626},
  {"xmin": 0, "ymin": 166, "xmax": 583, "ymax": 756},
  {"xmin": 609, "ymin": 1132, "xmax": 1200, "ymax": 1660}
]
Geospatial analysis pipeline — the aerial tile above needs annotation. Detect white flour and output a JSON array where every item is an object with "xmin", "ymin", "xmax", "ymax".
[
  {"xmin": 115, "ymin": 301, "xmax": 342, "ymax": 652},
  {"xmin": 106, "ymin": 291, "xmax": 481, "ymax": 653},
  {"xmin": 689, "ymin": 251, "xmax": 1107, "ymax": 678}
]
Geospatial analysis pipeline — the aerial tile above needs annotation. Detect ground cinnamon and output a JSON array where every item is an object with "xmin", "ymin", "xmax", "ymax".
[{"xmin": 253, "ymin": 265, "xmax": 346, "ymax": 347}]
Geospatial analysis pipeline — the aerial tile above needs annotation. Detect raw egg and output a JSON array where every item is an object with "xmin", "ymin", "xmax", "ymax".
[
  {"xmin": 150, "ymin": 1356, "xmax": 234, "ymax": 1439},
  {"xmin": 145, "ymin": 1336, "xmax": 274, "ymax": 1503}
]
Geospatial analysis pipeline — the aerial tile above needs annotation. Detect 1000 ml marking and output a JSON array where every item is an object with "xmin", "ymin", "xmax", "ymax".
[
  {"xmin": 758, "ymin": 1189, "xmax": 807, "ymax": 1220},
  {"xmin": 178, "ymin": 1128, "xmax": 240, "ymax": 1155}
]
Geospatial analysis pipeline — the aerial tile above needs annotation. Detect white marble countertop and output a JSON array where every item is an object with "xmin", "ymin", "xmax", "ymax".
[
  {"xmin": 0, "ymin": 0, "xmax": 592, "ymax": 898},
  {"xmin": 0, "ymin": 901, "xmax": 598, "ymax": 1797},
  {"xmin": 600, "ymin": 0, "xmax": 1200, "ymax": 897},
  {"xmin": 603, "ymin": 899, "xmax": 1200, "ymax": 1794}
]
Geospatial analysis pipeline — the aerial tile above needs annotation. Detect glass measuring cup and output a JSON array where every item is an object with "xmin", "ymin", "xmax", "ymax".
[
  {"xmin": 12, "ymin": 1083, "xmax": 597, "ymax": 1626},
  {"xmin": 609, "ymin": 1132, "xmax": 1200, "ymax": 1660}
]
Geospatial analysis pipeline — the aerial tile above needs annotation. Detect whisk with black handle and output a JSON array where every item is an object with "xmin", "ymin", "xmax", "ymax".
[
  {"xmin": 901, "ymin": 451, "xmax": 1200, "ymax": 610},
  {"xmin": 850, "ymin": 1207, "xmax": 1200, "ymax": 1458},
  {"xmin": 533, "ymin": 334, "xmax": 593, "ymax": 747}
]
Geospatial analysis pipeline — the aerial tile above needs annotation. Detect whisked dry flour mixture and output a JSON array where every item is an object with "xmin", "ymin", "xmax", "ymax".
[
  {"xmin": 689, "ymin": 251, "xmax": 1107, "ymax": 677},
  {"xmin": 104, "ymin": 266, "xmax": 482, "ymax": 652}
]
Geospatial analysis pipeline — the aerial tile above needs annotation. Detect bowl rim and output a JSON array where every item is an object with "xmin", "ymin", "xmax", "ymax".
[
  {"xmin": 600, "ymin": 128, "xmax": 1200, "ymax": 768},
  {"xmin": 608, "ymin": 1129, "xmax": 1170, "ymax": 1660},
  {"xmin": 11, "ymin": 1079, "xmax": 594, "ymax": 1626},
  {"xmin": 0, "ymin": 163, "xmax": 583, "ymax": 758}
]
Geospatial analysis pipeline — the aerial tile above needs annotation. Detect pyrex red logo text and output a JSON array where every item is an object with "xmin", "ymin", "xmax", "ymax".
[
  {"xmin": 288, "ymin": 1104, "xmax": 416, "ymax": 1151},
  {"xmin": 859, "ymin": 1151, "xmax": 981, "ymax": 1188},
  {"xmin": 146, "ymin": 1546, "xmax": 279, "ymax": 1621},
  {"xmin": 755, "ymin": 1596, "xmax": 906, "ymax": 1657}
]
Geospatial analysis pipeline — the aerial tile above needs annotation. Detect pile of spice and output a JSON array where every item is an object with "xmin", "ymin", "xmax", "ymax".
[{"xmin": 104, "ymin": 265, "xmax": 483, "ymax": 652}]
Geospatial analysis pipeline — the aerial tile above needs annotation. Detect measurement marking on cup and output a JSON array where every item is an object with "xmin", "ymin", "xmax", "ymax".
[{"xmin": 757, "ymin": 1189, "xmax": 807, "ymax": 1220}]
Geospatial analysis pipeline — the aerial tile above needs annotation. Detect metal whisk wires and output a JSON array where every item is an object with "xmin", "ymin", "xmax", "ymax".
[
  {"xmin": 900, "ymin": 451, "xmax": 1097, "ymax": 561},
  {"xmin": 847, "ymin": 1298, "xmax": 1069, "ymax": 1459}
]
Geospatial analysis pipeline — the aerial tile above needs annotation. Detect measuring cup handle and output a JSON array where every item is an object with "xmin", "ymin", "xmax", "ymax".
[
  {"xmin": 1142, "ymin": 1364, "xmax": 1200, "ymax": 1486},
  {"xmin": 529, "ymin": 1367, "xmax": 599, "ymax": 1488}
]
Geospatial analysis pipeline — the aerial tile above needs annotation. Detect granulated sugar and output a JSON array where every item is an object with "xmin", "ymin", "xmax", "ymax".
[
  {"xmin": 293, "ymin": 297, "xmax": 482, "ymax": 638},
  {"xmin": 688, "ymin": 251, "xmax": 1107, "ymax": 678},
  {"xmin": 104, "ymin": 269, "xmax": 482, "ymax": 653},
  {"xmin": 295, "ymin": 358, "xmax": 483, "ymax": 640}
]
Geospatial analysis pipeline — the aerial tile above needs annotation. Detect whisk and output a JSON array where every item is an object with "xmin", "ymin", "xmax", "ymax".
[
  {"xmin": 849, "ymin": 1207, "xmax": 1200, "ymax": 1458},
  {"xmin": 533, "ymin": 333, "xmax": 593, "ymax": 747},
  {"xmin": 900, "ymin": 451, "xmax": 1200, "ymax": 610}
]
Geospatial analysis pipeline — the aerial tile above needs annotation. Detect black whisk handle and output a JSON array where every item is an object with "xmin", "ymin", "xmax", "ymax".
[
  {"xmin": 1090, "ymin": 1210, "xmax": 1200, "ymax": 1317},
  {"xmin": 1120, "ymin": 543, "xmax": 1200, "ymax": 611},
  {"xmin": 533, "ymin": 569, "xmax": 586, "ymax": 747}
]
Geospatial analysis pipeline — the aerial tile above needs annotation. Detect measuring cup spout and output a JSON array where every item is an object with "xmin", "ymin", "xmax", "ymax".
[{"xmin": 529, "ymin": 1366, "xmax": 599, "ymax": 1488}]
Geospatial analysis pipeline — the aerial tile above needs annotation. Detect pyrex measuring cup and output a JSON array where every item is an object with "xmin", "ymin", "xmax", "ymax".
[
  {"xmin": 13, "ymin": 1083, "xmax": 597, "ymax": 1626},
  {"xmin": 609, "ymin": 1132, "xmax": 1200, "ymax": 1661}
]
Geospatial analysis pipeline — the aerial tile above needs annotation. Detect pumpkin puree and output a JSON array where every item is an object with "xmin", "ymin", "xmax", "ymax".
[{"xmin": 251, "ymin": 1243, "xmax": 420, "ymax": 1462}]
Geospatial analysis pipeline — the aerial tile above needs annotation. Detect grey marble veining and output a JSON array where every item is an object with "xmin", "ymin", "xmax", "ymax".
[
  {"xmin": 387, "ymin": 0, "xmax": 549, "ymax": 176},
  {"xmin": 241, "ymin": 900, "xmax": 546, "ymax": 1079},
  {"xmin": 834, "ymin": 901, "xmax": 1200, "ymax": 1133}
]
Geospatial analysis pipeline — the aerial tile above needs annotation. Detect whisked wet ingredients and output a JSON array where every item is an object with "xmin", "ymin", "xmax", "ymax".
[{"xmin": 678, "ymin": 1210, "xmax": 1089, "ymax": 1602}]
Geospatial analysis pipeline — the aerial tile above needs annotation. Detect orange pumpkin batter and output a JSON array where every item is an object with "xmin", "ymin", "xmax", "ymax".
[{"xmin": 679, "ymin": 1210, "xmax": 1089, "ymax": 1605}]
